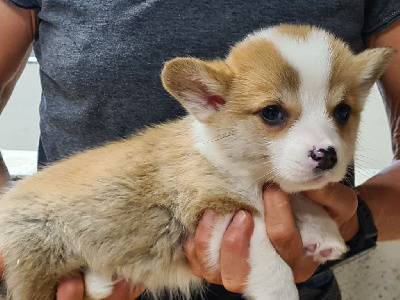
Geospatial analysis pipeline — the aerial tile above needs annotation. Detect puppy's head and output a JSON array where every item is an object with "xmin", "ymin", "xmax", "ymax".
[{"xmin": 162, "ymin": 25, "xmax": 395, "ymax": 192}]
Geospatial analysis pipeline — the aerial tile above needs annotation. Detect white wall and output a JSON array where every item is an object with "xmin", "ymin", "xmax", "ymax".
[
  {"xmin": 356, "ymin": 85, "xmax": 393, "ymax": 170},
  {"xmin": 0, "ymin": 63, "xmax": 41, "ymax": 151}
]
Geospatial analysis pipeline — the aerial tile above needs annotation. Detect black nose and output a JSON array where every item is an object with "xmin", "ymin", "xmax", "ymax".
[{"xmin": 309, "ymin": 146, "xmax": 337, "ymax": 171}]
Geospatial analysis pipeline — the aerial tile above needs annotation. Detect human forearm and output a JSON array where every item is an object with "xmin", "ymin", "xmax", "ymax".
[
  {"xmin": 368, "ymin": 20, "xmax": 400, "ymax": 159},
  {"xmin": 0, "ymin": 0, "xmax": 37, "ymax": 114},
  {"xmin": 357, "ymin": 160, "xmax": 400, "ymax": 241},
  {"xmin": 378, "ymin": 63, "xmax": 400, "ymax": 159},
  {"xmin": 0, "ymin": 47, "xmax": 32, "ymax": 114},
  {"xmin": 363, "ymin": 20, "xmax": 400, "ymax": 241}
]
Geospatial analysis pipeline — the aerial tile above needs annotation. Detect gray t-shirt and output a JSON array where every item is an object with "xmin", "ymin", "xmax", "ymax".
[
  {"xmin": 3, "ymin": 0, "xmax": 400, "ymax": 299},
  {"xmin": 5, "ymin": 0, "xmax": 400, "ymax": 164}
]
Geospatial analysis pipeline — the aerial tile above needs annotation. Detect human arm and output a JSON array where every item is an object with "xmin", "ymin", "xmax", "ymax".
[
  {"xmin": 0, "ymin": 0, "xmax": 37, "ymax": 114},
  {"xmin": 0, "ymin": 0, "xmax": 34, "ymax": 288},
  {"xmin": 359, "ymin": 19, "xmax": 400, "ymax": 241},
  {"xmin": 0, "ymin": 0, "xmax": 37, "ymax": 188}
]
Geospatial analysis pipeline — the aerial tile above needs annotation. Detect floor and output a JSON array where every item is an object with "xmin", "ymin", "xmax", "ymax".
[{"xmin": 334, "ymin": 240, "xmax": 400, "ymax": 300}]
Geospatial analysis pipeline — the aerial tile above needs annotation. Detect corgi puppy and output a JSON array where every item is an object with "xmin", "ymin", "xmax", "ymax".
[{"xmin": 0, "ymin": 25, "xmax": 394, "ymax": 300}]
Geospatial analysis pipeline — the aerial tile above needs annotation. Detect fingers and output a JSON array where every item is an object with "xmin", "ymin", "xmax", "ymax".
[
  {"xmin": 184, "ymin": 209, "xmax": 254, "ymax": 293},
  {"xmin": 183, "ymin": 235, "xmax": 202, "ymax": 279},
  {"xmin": 105, "ymin": 280, "xmax": 145, "ymax": 300},
  {"xmin": 185, "ymin": 209, "xmax": 223, "ymax": 284},
  {"xmin": 130, "ymin": 283, "xmax": 147, "ymax": 299},
  {"xmin": 220, "ymin": 210, "xmax": 253, "ymax": 293},
  {"xmin": 56, "ymin": 276, "xmax": 85, "ymax": 300},
  {"xmin": 263, "ymin": 185, "xmax": 319, "ymax": 283},
  {"xmin": 305, "ymin": 183, "xmax": 357, "ymax": 221},
  {"xmin": 304, "ymin": 183, "xmax": 359, "ymax": 241},
  {"xmin": 57, "ymin": 276, "xmax": 144, "ymax": 300},
  {"xmin": 264, "ymin": 185, "xmax": 298, "ymax": 251}
]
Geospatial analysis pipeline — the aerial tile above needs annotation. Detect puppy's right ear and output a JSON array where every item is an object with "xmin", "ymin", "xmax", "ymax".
[
  {"xmin": 161, "ymin": 57, "xmax": 233, "ymax": 122},
  {"xmin": 355, "ymin": 47, "xmax": 397, "ymax": 98}
]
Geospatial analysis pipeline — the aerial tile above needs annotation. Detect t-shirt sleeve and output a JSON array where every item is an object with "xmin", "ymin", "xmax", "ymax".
[
  {"xmin": 3, "ymin": 0, "xmax": 40, "ymax": 10},
  {"xmin": 363, "ymin": 0, "xmax": 400, "ymax": 38}
]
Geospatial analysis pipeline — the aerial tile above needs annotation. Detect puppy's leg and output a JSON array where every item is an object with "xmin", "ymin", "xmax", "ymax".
[
  {"xmin": 245, "ymin": 216, "xmax": 299, "ymax": 300},
  {"xmin": 3, "ymin": 251, "xmax": 84, "ymax": 300},
  {"xmin": 290, "ymin": 194, "xmax": 347, "ymax": 263},
  {"xmin": 5, "ymin": 270, "xmax": 59, "ymax": 300},
  {"xmin": 0, "ymin": 217, "xmax": 85, "ymax": 300},
  {"xmin": 208, "ymin": 214, "xmax": 298, "ymax": 300}
]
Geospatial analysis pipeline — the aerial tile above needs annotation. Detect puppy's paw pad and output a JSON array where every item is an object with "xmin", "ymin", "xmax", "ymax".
[
  {"xmin": 319, "ymin": 248, "xmax": 332, "ymax": 258},
  {"xmin": 304, "ymin": 244, "xmax": 317, "ymax": 254},
  {"xmin": 304, "ymin": 241, "xmax": 347, "ymax": 263}
]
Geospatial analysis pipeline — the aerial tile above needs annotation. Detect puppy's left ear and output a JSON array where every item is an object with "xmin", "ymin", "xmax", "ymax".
[
  {"xmin": 356, "ymin": 47, "xmax": 397, "ymax": 96},
  {"xmin": 161, "ymin": 57, "xmax": 233, "ymax": 122}
]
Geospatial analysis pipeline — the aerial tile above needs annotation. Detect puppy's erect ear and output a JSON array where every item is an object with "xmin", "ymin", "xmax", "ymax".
[
  {"xmin": 161, "ymin": 57, "xmax": 233, "ymax": 121},
  {"xmin": 356, "ymin": 47, "xmax": 396, "ymax": 97}
]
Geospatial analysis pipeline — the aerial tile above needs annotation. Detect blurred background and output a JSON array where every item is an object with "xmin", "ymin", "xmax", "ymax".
[{"xmin": 0, "ymin": 60, "xmax": 399, "ymax": 299}]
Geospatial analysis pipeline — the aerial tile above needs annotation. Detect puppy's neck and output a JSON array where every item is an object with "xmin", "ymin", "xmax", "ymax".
[{"xmin": 191, "ymin": 118, "xmax": 267, "ymax": 192}]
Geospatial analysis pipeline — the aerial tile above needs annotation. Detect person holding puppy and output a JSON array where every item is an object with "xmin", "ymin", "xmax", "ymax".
[{"xmin": 0, "ymin": 1, "xmax": 399, "ymax": 299}]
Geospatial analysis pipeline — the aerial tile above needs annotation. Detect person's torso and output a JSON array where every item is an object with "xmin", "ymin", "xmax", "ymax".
[{"xmin": 33, "ymin": 0, "xmax": 372, "ymax": 162}]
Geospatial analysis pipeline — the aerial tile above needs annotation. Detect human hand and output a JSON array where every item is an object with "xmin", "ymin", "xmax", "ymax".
[
  {"xmin": 0, "ymin": 151, "xmax": 10, "ymax": 192},
  {"xmin": 56, "ymin": 276, "xmax": 145, "ymax": 300},
  {"xmin": 264, "ymin": 183, "xmax": 358, "ymax": 282},
  {"xmin": 184, "ymin": 183, "xmax": 359, "ymax": 293},
  {"xmin": 184, "ymin": 209, "xmax": 254, "ymax": 293},
  {"xmin": 0, "ymin": 266, "xmax": 145, "ymax": 300}
]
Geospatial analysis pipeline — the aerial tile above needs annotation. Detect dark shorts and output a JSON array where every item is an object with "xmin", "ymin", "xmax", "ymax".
[{"xmin": 136, "ymin": 271, "xmax": 341, "ymax": 300}]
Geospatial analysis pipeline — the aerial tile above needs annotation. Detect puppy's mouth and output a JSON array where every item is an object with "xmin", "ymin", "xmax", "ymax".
[
  {"xmin": 312, "ymin": 167, "xmax": 333, "ymax": 179},
  {"xmin": 302, "ymin": 171, "xmax": 332, "ymax": 183},
  {"xmin": 273, "ymin": 167, "xmax": 339, "ymax": 193}
]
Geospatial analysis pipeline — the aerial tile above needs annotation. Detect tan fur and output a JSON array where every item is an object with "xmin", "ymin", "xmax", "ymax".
[
  {"xmin": 327, "ymin": 35, "xmax": 395, "ymax": 141},
  {"xmin": 276, "ymin": 24, "xmax": 313, "ymax": 39},
  {"xmin": 0, "ymin": 25, "xmax": 395, "ymax": 300}
]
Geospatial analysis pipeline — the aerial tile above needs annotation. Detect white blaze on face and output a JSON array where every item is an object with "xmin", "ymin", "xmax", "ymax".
[
  {"xmin": 249, "ymin": 27, "xmax": 332, "ymax": 112},
  {"xmin": 270, "ymin": 29, "xmax": 332, "ymax": 107}
]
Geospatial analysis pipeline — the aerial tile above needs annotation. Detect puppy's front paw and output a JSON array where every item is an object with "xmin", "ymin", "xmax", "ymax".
[
  {"xmin": 299, "ymin": 214, "xmax": 348, "ymax": 263},
  {"xmin": 302, "ymin": 232, "xmax": 347, "ymax": 263},
  {"xmin": 290, "ymin": 195, "xmax": 348, "ymax": 263}
]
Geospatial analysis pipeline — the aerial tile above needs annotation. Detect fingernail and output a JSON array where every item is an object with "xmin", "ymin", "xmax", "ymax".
[
  {"xmin": 201, "ymin": 209, "xmax": 215, "ymax": 227},
  {"xmin": 231, "ymin": 210, "xmax": 246, "ymax": 226}
]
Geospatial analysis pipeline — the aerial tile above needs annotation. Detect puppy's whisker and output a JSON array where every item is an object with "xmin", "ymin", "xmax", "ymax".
[
  {"xmin": 200, "ymin": 131, "xmax": 235, "ymax": 145},
  {"xmin": 247, "ymin": 167, "xmax": 277, "ymax": 189}
]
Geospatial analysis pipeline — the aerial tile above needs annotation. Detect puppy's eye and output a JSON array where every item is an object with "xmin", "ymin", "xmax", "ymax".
[
  {"xmin": 333, "ymin": 103, "xmax": 351, "ymax": 125},
  {"xmin": 261, "ymin": 105, "xmax": 287, "ymax": 126}
]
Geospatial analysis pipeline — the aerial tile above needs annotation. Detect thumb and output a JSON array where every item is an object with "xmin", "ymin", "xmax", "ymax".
[
  {"xmin": 56, "ymin": 275, "xmax": 85, "ymax": 300},
  {"xmin": 263, "ymin": 185, "xmax": 319, "ymax": 282},
  {"xmin": 264, "ymin": 185, "xmax": 300, "ymax": 252}
]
